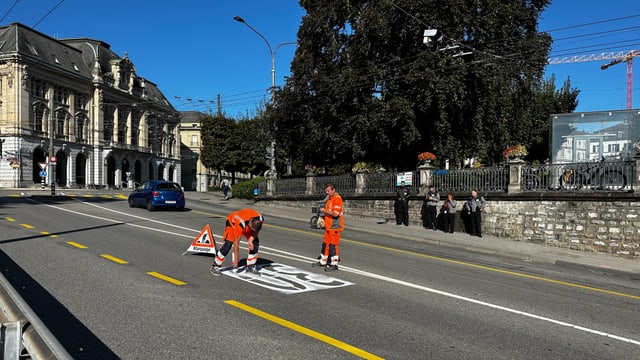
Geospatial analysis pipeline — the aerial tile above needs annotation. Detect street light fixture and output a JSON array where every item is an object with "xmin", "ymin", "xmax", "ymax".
[{"xmin": 233, "ymin": 15, "xmax": 297, "ymax": 177}]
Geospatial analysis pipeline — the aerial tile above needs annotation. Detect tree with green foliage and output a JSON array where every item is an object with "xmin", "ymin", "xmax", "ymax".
[
  {"xmin": 269, "ymin": 0, "xmax": 575, "ymax": 172},
  {"xmin": 200, "ymin": 113, "xmax": 272, "ymax": 181},
  {"xmin": 200, "ymin": 114, "xmax": 235, "ymax": 181}
]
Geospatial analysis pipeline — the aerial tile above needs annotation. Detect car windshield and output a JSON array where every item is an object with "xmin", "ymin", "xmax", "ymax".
[{"xmin": 155, "ymin": 183, "xmax": 180, "ymax": 191}]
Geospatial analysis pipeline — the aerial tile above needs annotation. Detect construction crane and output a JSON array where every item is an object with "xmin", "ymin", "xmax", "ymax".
[{"xmin": 548, "ymin": 50, "xmax": 640, "ymax": 109}]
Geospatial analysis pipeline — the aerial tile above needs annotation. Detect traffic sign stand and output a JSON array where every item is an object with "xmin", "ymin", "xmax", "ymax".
[{"xmin": 182, "ymin": 224, "xmax": 218, "ymax": 255}]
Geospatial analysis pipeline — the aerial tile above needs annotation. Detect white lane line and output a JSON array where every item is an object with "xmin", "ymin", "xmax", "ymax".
[
  {"xmin": 28, "ymin": 198, "xmax": 195, "ymax": 239},
  {"xmin": 33, "ymin": 198, "xmax": 640, "ymax": 346}
]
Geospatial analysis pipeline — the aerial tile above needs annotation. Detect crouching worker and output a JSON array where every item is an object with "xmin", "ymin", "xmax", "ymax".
[{"xmin": 210, "ymin": 208, "xmax": 264, "ymax": 276}]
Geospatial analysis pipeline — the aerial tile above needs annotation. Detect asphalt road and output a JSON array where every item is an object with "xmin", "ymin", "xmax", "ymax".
[{"xmin": 1, "ymin": 192, "xmax": 639, "ymax": 359}]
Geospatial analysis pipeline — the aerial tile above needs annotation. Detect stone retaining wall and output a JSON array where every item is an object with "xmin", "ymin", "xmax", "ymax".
[{"xmin": 263, "ymin": 193, "xmax": 640, "ymax": 260}]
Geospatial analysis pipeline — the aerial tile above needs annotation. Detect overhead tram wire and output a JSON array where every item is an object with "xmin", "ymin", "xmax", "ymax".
[
  {"xmin": 270, "ymin": 10, "xmax": 640, "ymax": 102},
  {"xmin": 0, "ymin": 0, "xmax": 20, "ymax": 23},
  {"xmin": 178, "ymin": 10, "xmax": 640, "ymax": 113},
  {"xmin": 32, "ymin": 0, "xmax": 64, "ymax": 28},
  {"xmin": 173, "ymin": 88, "xmax": 269, "ymax": 111},
  {"xmin": 541, "ymin": 13, "xmax": 640, "ymax": 33}
]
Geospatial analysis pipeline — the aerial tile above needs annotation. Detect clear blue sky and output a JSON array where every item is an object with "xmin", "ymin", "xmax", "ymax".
[{"xmin": 3, "ymin": 1, "xmax": 640, "ymax": 117}]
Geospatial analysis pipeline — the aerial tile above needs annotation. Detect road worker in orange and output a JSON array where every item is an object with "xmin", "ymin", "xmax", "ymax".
[
  {"xmin": 312, "ymin": 182, "xmax": 344, "ymax": 271},
  {"xmin": 210, "ymin": 208, "xmax": 264, "ymax": 276}
]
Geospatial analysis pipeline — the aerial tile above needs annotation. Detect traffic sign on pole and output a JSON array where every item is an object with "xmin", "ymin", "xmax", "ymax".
[{"xmin": 38, "ymin": 162, "xmax": 48, "ymax": 170}]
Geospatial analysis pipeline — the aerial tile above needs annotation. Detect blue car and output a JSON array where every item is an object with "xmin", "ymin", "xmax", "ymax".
[{"xmin": 128, "ymin": 180, "xmax": 185, "ymax": 211}]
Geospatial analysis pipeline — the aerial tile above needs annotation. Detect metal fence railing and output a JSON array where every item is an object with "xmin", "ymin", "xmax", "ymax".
[
  {"xmin": 273, "ymin": 177, "xmax": 306, "ymax": 196},
  {"xmin": 433, "ymin": 166, "xmax": 509, "ymax": 194},
  {"xmin": 522, "ymin": 160, "xmax": 636, "ymax": 192},
  {"xmin": 313, "ymin": 175, "xmax": 356, "ymax": 195},
  {"xmin": 263, "ymin": 160, "xmax": 636, "ymax": 197}
]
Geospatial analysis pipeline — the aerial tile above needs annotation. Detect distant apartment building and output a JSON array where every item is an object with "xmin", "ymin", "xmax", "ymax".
[
  {"xmin": 551, "ymin": 109, "xmax": 640, "ymax": 163},
  {"xmin": 180, "ymin": 111, "xmax": 210, "ymax": 191},
  {"xmin": 0, "ymin": 22, "xmax": 180, "ymax": 189}
]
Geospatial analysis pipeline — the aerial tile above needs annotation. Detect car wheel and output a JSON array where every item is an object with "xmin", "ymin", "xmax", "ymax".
[
  {"xmin": 128, "ymin": 197, "xmax": 135, "ymax": 208},
  {"xmin": 146, "ymin": 199, "xmax": 155, "ymax": 211}
]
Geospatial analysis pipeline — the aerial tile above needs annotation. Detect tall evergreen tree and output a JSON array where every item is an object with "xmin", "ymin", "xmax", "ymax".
[{"xmin": 271, "ymin": 0, "xmax": 563, "ymax": 171}]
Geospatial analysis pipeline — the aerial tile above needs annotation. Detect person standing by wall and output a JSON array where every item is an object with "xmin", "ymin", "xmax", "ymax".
[
  {"xmin": 421, "ymin": 185, "xmax": 440, "ymax": 230},
  {"xmin": 442, "ymin": 192, "xmax": 457, "ymax": 233},
  {"xmin": 395, "ymin": 181, "xmax": 410, "ymax": 226},
  {"xmin": 312, "ymin": 182, "xmax": 344, "ymax": 271},
  {"xmin": 465, "ymin": 189, "xmax": 486, "ymax": 237}
]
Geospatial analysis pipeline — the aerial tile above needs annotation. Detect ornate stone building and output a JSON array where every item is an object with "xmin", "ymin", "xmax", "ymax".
[{"xmin": 0, "ymin": 22, "xmax": 180, "ymax": 189}]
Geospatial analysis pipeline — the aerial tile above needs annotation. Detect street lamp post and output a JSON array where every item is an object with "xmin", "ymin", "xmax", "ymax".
[{"xmin": 233, "ymin": 15, "xmax": 296, "ymax": 178}]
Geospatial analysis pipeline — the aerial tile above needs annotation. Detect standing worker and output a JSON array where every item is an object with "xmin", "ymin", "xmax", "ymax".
[
  {"xmin": 312, "ymin": 182, "xmax": 344, "ymax": 271},
  {"xmin": 210, "ymin": 208, "xmax": 264, "ymax": 276}
]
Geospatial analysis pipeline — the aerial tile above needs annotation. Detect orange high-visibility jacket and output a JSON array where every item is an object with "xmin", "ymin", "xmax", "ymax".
[
  {"xmin": 323, "ymin": 194, "xmax": 344, "ymax": 231},
  {"xmin": 225, "ymin": 208, "xmax": 263, "ymax": 241}
]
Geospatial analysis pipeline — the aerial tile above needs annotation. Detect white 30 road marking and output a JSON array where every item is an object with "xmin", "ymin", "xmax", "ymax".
[
  {"xmin": 33, "ymin": 198, "xmax": 640, "ymax": 346},
  {"xmin": 222, "ymin": 263, "xmax": 353, "ymax": 295}
]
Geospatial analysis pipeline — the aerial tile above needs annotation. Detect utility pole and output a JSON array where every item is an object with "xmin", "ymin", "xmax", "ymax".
[
  {"xmin": 233, "ymin": 15, "xmax": 296, "ymax": 178},
  {"xmin": 48, "ymin": 90, "xmax": 56, "ymax": 196}
]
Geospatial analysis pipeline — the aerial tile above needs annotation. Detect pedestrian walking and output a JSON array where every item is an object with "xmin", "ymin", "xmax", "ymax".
[{"xmin": 221, "ymin": 178, "xmax": 231, "ymax": 200}]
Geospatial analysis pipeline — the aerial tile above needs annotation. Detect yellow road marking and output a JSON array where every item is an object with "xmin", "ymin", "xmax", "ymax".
[
  {"xmin": 82, "ymin": 194, "xmax": 94, "ymax": 198},
  {"xmin": 100, "ymin": 195, "xmax": 113, "ymax": 199},
  {"xmin": 191, "ymin": 210, "xmax": 224, "ymax": 218},
  {"xmin": 226, "ymin": 300, "xmax": 384, "ymax": 359},
  {"xmin": 9, "ymin": 194, "xmax": 20, "ymax": 197},
  {"xmin": 90, "ymin": 205, "xmax": 635, "ymax": 300},
  {"xmin": 101, "ymin": 254, "xmax": 129, "ymax": 265},
  {"xmin": 147, "ymin": 271, "xmax": 187, "ymax": 286},
  {"xmin": 5, "ymin": 217, "xmax": 16, "ymax": 222},
  {"xmin": 344, "ymin": 238, "xmax": 640, "ymax": 300},
  {"xmin": 115, "ymin": 194, "xmax": 128, "ymax": 199},
  {"xmin": 267, "ymin": 224, "xmax": 639, "ymax": 300},
  {"xmin": 40, "ymin": 231, "xmax": 58, "ymax": 238},
  {"xmin": 20, "ymin": 223, "xmax": 34, "ymax": 229},
  {"xmin": 67, "ymin": 241, "xmax": 88, "ymax": 249}
]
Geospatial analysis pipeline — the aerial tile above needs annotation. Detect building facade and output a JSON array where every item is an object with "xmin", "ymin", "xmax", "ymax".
[
  {"xmin": 180, "ymin": 111, "xmax": 210, "ymax": 191},
  {"xmin": 0, "ymin": 23, "xmax": 180, "ymax": 189}
]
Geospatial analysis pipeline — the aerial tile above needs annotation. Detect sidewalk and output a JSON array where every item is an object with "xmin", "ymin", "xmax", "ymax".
[{"xmin": 186, "ymin": 191, "xmax": 640, "ymax": 278}]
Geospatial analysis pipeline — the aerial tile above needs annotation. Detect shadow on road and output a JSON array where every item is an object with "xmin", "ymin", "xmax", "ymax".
[{"xmin": 0, "ymin": 250, "xmax": 119, "ymax": 359}]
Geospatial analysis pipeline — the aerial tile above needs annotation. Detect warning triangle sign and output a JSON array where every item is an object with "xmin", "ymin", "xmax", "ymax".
[{"xmin": 182, "ymin": 224, "xmax": 217, "ymax": 255}]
